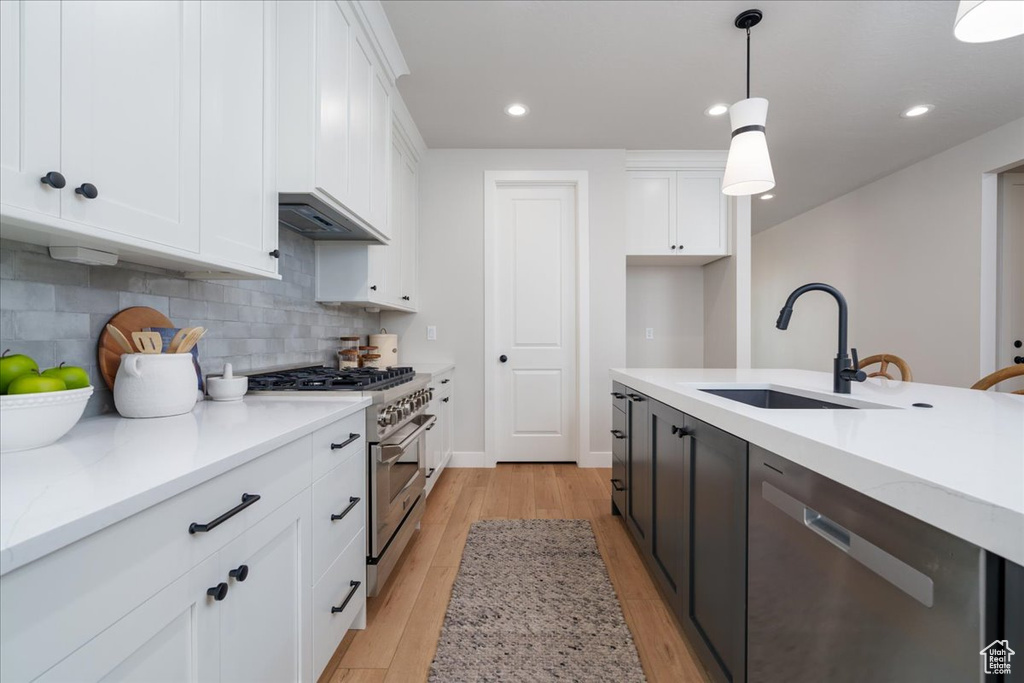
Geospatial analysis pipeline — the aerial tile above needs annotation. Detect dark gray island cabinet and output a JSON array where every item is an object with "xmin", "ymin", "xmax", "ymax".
[{"xmin": 610, "ymin": 384, "xmax": 1023, "ymax": 683}]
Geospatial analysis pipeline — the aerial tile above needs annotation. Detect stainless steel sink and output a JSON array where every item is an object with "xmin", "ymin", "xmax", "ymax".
[{"xmin": 700, "ymin": 388, "xmax": 857, "ymax": 410}]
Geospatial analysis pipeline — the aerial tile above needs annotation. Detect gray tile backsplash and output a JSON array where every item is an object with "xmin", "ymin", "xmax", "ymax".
[{"xmin": 0, "ymin": 229, "xmax": 379, "ymax": 416}]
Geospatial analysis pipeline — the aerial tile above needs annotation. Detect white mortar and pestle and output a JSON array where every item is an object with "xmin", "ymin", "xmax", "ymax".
[{"xmin": 206, "ymin": 363, "xmax": 248, "ymax": 402}]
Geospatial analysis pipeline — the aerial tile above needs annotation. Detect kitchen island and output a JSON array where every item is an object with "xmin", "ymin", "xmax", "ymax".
[{"xmin": 610, "ymin": 368, "xmax": 1023, "ymax": 683}]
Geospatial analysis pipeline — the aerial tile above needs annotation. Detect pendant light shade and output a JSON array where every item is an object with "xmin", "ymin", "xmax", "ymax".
[
  {"xmin": 954, "ymin": 0, "xmax": 1024, "ymax": 43},
  {"xmin": 722, "ymin": 10, "xmax": 775, "ymax": 197},
  {"xmin": 722, "ymin": 97, "xmax": 775, "ymax": 196}
]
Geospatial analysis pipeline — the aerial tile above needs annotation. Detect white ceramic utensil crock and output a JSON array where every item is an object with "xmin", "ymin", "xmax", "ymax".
[{"xmin": 114, "ymin": 353, "xmax": 198, "ymax": 418}]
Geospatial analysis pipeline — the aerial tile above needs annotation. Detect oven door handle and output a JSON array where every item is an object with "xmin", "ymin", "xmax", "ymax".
[{"xmin": 378, "ymin": 415, "xmax": 436, "ymax": 464}]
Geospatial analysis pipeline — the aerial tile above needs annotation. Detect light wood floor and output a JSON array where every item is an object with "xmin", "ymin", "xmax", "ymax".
[{"xmin": 324, "ymin": 464, "xmax": 710, "ymax": 683}]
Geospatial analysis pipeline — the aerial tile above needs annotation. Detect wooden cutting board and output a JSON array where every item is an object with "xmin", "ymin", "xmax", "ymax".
[{"xmin": 97, "ymin": 307, "xmax": 174, "ymax": 389}]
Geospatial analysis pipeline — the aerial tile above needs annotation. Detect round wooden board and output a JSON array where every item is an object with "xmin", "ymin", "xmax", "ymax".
[{"xmin": 97, "ymin": 307, "xmax": 174, "ymax": 390}]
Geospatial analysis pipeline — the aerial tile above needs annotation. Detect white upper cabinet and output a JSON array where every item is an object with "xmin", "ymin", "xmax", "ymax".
[
  {"xmin": 0, "ymin": 0, "xmax": 279, "ymax": 279},
  {"xmin": 279, "ymin": 0, "xmax": 392, "ymax": 241},
  {"xmin": 626, "ymin": 154, "xmax": 730, "ymax": 264},
  {"xmin": 0, "ymin": 0, "xmax": 61, "ymax": 218},
  {"xmin": 199, "ymin": 0, "xmax": 279, "ymax": 274},
  {"xmin": 60, "ymin": 0, "xmax": 201, "ymax": 252}
]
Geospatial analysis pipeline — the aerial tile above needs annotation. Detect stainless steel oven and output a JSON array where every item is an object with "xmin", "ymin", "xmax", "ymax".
[{"xmin": 368, "ymin": 412, "xmax": 434, "ymax": 596}]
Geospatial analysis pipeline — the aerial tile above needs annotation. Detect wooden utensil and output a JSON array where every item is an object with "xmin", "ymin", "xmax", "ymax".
[
  {"xmin": 105, "ymin": 324, "xmax": 135, "ymax": 353},
  {"xmin": 131, "ymin": 331, "xmax": 163, "ymax": 354},
  {"xmin": 168, "ymin": 328, "xmax": 190, "ymax": 353},
  {"xmin": 98, "ymin": 307, "xmax": 174, "ymax": 389},
  {"xmin": 176, "ymin": 327, "xmax": 206, "ymax": 354}
]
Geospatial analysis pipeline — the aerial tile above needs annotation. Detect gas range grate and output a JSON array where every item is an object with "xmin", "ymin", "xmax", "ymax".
[{"xmin": 246, "ymin": 366, "xmax": 416, "ymax": 392}]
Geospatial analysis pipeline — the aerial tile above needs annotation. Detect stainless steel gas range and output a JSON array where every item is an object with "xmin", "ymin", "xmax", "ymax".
[{"xmin": 246, "ymin": 365, "xmax": 434, "ymax": 596}]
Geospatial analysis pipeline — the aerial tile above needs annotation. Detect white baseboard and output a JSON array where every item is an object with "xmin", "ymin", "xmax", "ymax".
[
  {"xmin": 578, "ymin": 451, "xmax": 612, "ymax": 468},
  {"xmin": 449, "ymin": 451, "xmax": 489, "ymax": 468}
]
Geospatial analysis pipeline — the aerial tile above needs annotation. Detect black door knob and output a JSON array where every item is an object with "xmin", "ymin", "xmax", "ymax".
[
  {"xmin": 499, "ymin": 355, "xmax": 508, "ymax": 363},
  {"xmin": 229, "ymin": 564, "xmax": 249, "ymax": 582},
  {"xmin": 268, "ymin": 249, "xmax": 280, "ymax": 259},
  {"xmin": 207, "ymin": 582, "xmax": 228, "ymax": 601},
  {"xmin": 40, "ymin": 171, "xmax": 66, "ymax": 189},
  {"xmin": 74, "ymin": 183, "xmax": 98, "ymax": 199}
]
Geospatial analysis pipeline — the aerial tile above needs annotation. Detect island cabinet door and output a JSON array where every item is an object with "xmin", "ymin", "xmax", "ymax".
[
  {"xmin": 649, "ymin": 400, "xmax": 689, "ymax": 617},
  {"xmin": 683, "ymin": 415, "xmax": 748, "ymax": 683},
  {"xmin": 625, "ymin": 391, "xmax": 651, "ymax": 553}
]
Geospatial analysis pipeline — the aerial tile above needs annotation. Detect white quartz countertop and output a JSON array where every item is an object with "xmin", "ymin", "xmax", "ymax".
[
  {"xmin": 0, "ymin": 395, "xmax": 370, "ymax": 576},
  {"xmin": 412, "ymin": 362, "xmax": 455, "ymax": 378},
  {"xmin": 610, "ymin": 368, "xmax": 1024, "ymax": 565}
]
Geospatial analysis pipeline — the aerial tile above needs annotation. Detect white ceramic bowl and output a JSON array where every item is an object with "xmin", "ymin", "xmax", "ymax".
[
  {"xmin": 206, "ymin": 376, "xmax": 248, "ymax": 402},
  {"xmin": 0, "ymin": 386, "xmax": 94, "ymax": 452}
]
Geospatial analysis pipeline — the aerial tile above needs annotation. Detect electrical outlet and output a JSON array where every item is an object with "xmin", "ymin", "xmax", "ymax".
[
  {"xmin": 426, "ymin": 325, "xmax": 437, "ymax": 341},
  {"xmin": 645, "ymin": 328, "xmax": 655, "ymax": 340}
]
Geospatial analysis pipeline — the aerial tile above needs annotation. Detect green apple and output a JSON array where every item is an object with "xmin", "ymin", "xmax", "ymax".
[
  {"xmin": 0, "ymin": 349, "xmax": 39, "ymax": 394},
  {"xmin": 42, "ymin": 362, "xmax": 91, "ymax": 390},
  {"xmin": 7, "ymin": 370, "xmax": 66, "ymax": 394}
]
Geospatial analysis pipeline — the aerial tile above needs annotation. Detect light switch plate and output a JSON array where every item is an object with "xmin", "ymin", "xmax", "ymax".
[
  {"xmin": 645, "ymin": 328, "xmax": 654, "ymax": 340},
  {"xmin": 427, "ymin": 325, "xmax": 437, "ymax": 341}
]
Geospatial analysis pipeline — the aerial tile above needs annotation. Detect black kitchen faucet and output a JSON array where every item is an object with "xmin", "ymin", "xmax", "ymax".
[{"xmin": 775, "ymin": 283, "xmax": 866, "ymax": 394}]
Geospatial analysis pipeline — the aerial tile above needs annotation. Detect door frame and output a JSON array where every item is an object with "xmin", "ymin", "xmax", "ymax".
[
  {"xmin": 483, "ymin": 170, "xmax": 590, "ymax": 468},
  {"xmin": 980, "ymin": 161, "xmax": 1024, "ymax": 378}
]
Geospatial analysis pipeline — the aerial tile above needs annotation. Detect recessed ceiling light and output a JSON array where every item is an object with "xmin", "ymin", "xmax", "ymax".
[
  {"xmin": 901, "ymin": 104, "xmax": 934, "ymax": 118},
  {"xmin": 705, "ymin": 103, "xmax": 729, "ymax": 117},
  {"xmin": 759, "ymin": 193, "xmax": 775, "ymax": 200},
  {"xmin": 505, "ymin": 103, "xmax": 529, "ymax": 117}
]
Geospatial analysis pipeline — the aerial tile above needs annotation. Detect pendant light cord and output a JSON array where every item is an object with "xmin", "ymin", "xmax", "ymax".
[{"xmin": 746, "ymin": 27, "xmax": 751, "ymax": 99}]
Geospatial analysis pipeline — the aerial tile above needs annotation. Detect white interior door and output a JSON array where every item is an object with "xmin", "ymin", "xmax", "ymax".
[
  {"xmin": 997, "ymin": 173, "xmax": 1024, "ymax": 391},
  {"xmin": 494, "ymin": 184, "xmax": 577, "ymax": 462}
]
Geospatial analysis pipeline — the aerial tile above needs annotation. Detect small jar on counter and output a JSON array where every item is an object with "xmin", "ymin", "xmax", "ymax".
[
  {"xmin": 361, "ymin": 353, "xmax": 382, "ymax": 368},
  {"xmin": 339, "ymin": 336, "xmax": 360, "ymax": 352},
  {"xmin": 338, "ymin": 349, "xmax": 360, "ymax": 368}
]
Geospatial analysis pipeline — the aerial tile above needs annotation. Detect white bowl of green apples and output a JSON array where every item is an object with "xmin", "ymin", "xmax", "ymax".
[{"xmin": 1, "ymin": 350, "xmax": 93, "ymax": 453}]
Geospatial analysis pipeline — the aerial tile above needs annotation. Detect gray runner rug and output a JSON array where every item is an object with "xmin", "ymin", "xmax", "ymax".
[{"xmin": 429, "ymin": 519, "xmax": 647, "ymax": 682}]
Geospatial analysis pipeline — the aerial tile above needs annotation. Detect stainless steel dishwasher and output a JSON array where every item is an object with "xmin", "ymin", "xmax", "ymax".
[{"xmin": 747, "ymin": 445, "xmax": 987, "ymax": 683}]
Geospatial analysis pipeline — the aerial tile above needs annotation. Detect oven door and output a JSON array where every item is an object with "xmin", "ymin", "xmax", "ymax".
[{"xmin": 370, "ymin": 414, "xmax": 434, "ymax": 558}]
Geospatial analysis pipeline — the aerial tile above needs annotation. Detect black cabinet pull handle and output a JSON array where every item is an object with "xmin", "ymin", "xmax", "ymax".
[
  {"xmin": 75, "ymin": 183, "xmax": 98, "ymax": 199},
  {"xmin": 40, "ymin": 171, "xmax": 66, "ymax": 189},
  {"xmin": 611, "ymin": 478, "xmax": 626, "ymax": 492},
  {"xmin": 442, "ymin": 397, "xmax": 450, "ymax": 403},
  {"xmin": 331, "ymin": 496, "xmax": 360, "ymax": 521},
  {"xmin": 441, "ymin": 379, "xmax": 450, "ymax": 384},
  {"xmin": 677, "ymin": 427, "xmax": 691, "ymax": 438},
  {"xmin": 331, "ymin": 580, "xmax": 362, "ymax": 613},
  {"xmin": 671, "ymin": 425, "xmax": 679, "ymax": 435},
  {"xmin": 426, "ymin": 467, "xmax": 436, "ymax": 479},
  {"xmin": 268, "ymin": 249, "xmax": 280, "ymax": 258},
  {"xmin": 610, "ymin": 392, "xmax": 625, "ymax": 399},
  {"xmin": 610, "ymin": 429, "xmax": 626, "ymax": 439},
  {"xmin": 627, "ymin": 393, "xmax": 644, "ymax": 402},
  {"xmin": 207, "ymin": 582, "xmax": 229, "ymax": 601},
  {"xmin": 228, "ymin": 564, "xmax": 249, "ymax": 582},
  {"xmin": 370, "ymin": 285, "xmax": 377, "ymax": 291},
  {"xmin": 402, "ymin": 295, "xmax": 410, "ymax": 301},
  {"xmin": 189, "ymin": 493, "xmax": 260, "ymax": 534},
  {"xmin": 331, "ymin": 433, "xmax": 360, "ymax": 450}
]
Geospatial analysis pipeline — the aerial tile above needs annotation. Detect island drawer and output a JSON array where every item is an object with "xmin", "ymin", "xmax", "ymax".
[
  {"xmin": 612, "ymin": 407, "xmax": 627, "ymax": 461},
  {"xmin": 611, "ymin": 455, "xmax": 626, "ymax": 514}
]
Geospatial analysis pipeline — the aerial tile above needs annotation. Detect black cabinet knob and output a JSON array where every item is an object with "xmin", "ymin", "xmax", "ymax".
[
  {"xmin": 229, "ymin": 564, "xmax": 249, "ymax": 582},
  {"xmin": 40, "ymin": 171, "xmax": 66, "ymax": 189},
  {"xmin": 499, "ymin": 355, "xmax": 508, "ymax": 363},
  {"xmin": 678, "ymin": 244, "xmax": 684, "ymax": 250},
  {"xmin": 75, "ymin": 183, "xmax": 98, "ymax": 199},
  {"xmin": 269, "ymin": 249, "xmax": 280, "ymax": 259},
  {"xmin": 1015, "ymin": 356, "xmax": 1024, "ymax": 365},
  {"xmin": 670, "ymin": 245, "xmax": 677, "ymax": 250},
  {"xmin": 442, "ymin": 397, "xmax": 450, "ymax": 403},
  {"xmin": 402, "ymin": 295, "xmax": 410, "ymax": 301},
  {"xmin": 207, "ymin": 582, "xmax": 228, "ymax": 601},
  {"xmin": 370, "ymin": 285, "xmax": 377, "ymax": 291}
]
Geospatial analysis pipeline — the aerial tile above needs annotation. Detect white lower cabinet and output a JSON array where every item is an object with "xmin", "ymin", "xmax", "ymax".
[
  {"xmin": 0, "ymin": 410, "xmax": 365, "ymax": 683},
  {"xmin": 425, "ymin": 370, "xmax": 454, "ymax": 495}
]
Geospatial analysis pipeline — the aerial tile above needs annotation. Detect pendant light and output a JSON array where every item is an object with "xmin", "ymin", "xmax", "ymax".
[
  {"xmin": 722, "ymin": 9, "xmax": 775, "ymax": 197},
  {"xmin": 954, "ymin": 0, "xmax": 1024, "ymax": 43}
]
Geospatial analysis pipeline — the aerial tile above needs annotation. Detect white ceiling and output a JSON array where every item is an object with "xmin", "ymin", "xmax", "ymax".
[{"xmin": 381, "ymin": 0, "xmax": 1024, "ymax": 232}]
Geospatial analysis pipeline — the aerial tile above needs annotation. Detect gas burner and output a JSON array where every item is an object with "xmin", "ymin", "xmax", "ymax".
[{"xmin": 246, "ymin": 366, "xmax": 416, "ymax": 392}]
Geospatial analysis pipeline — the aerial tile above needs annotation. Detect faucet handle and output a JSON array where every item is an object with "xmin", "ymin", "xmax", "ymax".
[
  {"xmin": 846, "ymin": 348, "xmax": 867, "ymax": 383},
  {"xmin": 851, "ymin": 347, "xmax": 859, "ymax": 369}
]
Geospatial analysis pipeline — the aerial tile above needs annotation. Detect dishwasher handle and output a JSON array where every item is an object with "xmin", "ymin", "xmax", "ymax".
[{"xmin": 803, "ymin": 508, "xmax": 851, "ymax": 551}]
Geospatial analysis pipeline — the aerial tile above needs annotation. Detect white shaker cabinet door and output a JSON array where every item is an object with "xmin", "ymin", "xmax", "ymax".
[
  {"xmin": 218, "ymin": 492, "xmax": 312, "ymax": 683},
  {"xmin": 383, "ymin": 141, "xmax": 404, "ymax": 306},
  {"xmin": 347, "ymin": 30, "xmax": 374, "ymax": 224},
  {"xmin": 676, "ymin": 170, "xmax": 727, "ymax": 254},
  {"xmin": 628, "ymin": 171, "xmax": 676, "ymax": 253},
  {"xmin": 0, "ymin": 0, "xmax": 61, "ymax": 217},
  {"xmin": 314, "ymin": 0, "xmax": 352, "ymax": 209},
  {"xmin": 368, "ymin": 69, "xmax": 391, "ymax": 238},
  {"xmin": 34, "ymin": 555, "xmax": 221, "ymax": 683},
  {"xmin": 59, "ymin": 0, "xmax": 201, "ymax": 252},
  {"xmin": 398, "ymin": 150, "xmax": 418, "ymax": 307},
  {"xmin": 199, "ymin": 0, "xmax": 278, "ymax": 274}
]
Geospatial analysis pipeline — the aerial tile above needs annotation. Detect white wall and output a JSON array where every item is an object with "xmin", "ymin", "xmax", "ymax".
[
  {"xmin": 382, "ymin": 149, "xmax": 627, "ymax": 461},
  {"xmin": 752, "ymin": 117, "xmax": 1024, "ymax": 388},
  {"xmin": 626, "ymin": 266, "xmax": 703, "ymax": 367}
]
